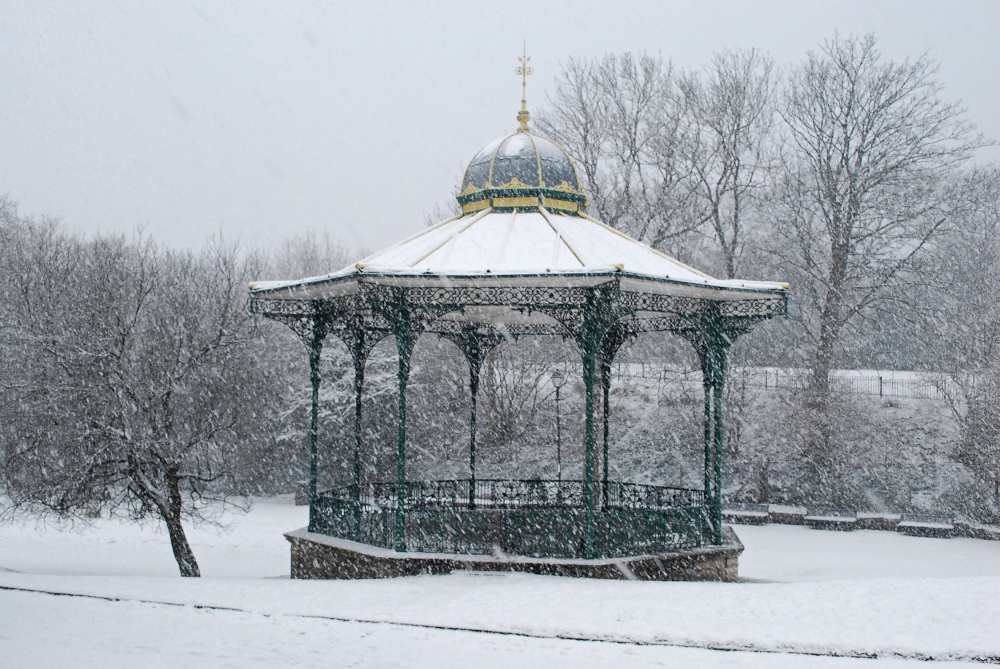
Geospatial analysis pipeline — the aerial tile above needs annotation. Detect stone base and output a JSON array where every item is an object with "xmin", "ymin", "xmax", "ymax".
[
  {"xmin": 804, "ymin": 514, "xmax": 857, "ymax": 531},
  {"xmin": 723, "ymin": 510, "xmax": 769, "ymax": 525},
  {"xmin": 898, "ymin": 522, "xmax": 954, "ymax": 539},
  {"xmin": 955, "ymin": 521, "xmax": 1000, "ymax": 541},
  {"xmin": 768, "ymin": 507, "xmax": 807, "ymax": 525},
  {"xmin": 285, "ymin": 526, "xmax": 743, "ymax": 582},
  {"xmin": 856, "ymin": 513, "xmax": 901, "ymax": 531}
]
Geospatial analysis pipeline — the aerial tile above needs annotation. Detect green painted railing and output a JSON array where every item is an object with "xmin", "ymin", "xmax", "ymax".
[{"xmin": 309, "ymin": 479, "xmax": 708, "ymax": 559}]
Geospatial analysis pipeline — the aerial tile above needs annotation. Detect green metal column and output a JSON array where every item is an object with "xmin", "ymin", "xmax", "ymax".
[
  {"xmin": 699, "ymin": 316, "xmax": 730, "ymax": 546},
  {"xmin": 307, "ymin": 331, "xmax": 322, "ymax": 531},
  {"xmin": 711, "ymin": 322, "xmax": 729, "ymax": 545},
  {"xmin": 570, "ymin": 281, "xmax": 624, "ymax": 560},
  {"xmin": 582, "ymin": 343, "xmax": 597, "ymax": 559},
  {"xmin": 309, "ymin": 328, "xmax": 323, "ymax": 532},
  {"xmin": 352, "ymin": 355, "xmax": 365, "ymax": 527},
  {"xmin": 361, "ymin": 283, "xmax": 435, "ymax": 553},
  {"xmin": 468, "ymin": 357, "xmax": 481, "ymax": 509},
  {"xmin": 703, "ymin": 381, "xmax": 715, "ymax": 538},
  {"xmin": 713, "ymin": 368, "xmax": 725, "ymax": 544},
  {"xmin": 600, "ymin": 353, "xmax": 612, "ymax": 510},
  {"xmin": 394, "ymin": 308, "xmax": 413, "ymax": 552},
  {"xmin": 443, "ymin": 327, "xmax": 503, "ymax": 511},
  {"xmin": 353, "ymin": 358, "xmax": 365, "ymax": 491},
  {"xmin": 596, "ymin": 325, "xmax": 628, "ymax": 512},
  {"xmin": 338, "ymin": 321, "xmax": 383, "ymax": 532}
]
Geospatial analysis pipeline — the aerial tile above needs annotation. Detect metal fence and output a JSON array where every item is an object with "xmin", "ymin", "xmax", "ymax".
[{"xmin": 611, "ymin": 363, "xmax": 955, "ymax": 400}]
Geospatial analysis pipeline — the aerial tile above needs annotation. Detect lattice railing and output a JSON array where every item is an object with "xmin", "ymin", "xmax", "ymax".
[
  {"xmin": 311, "ymin": 479, "xmax": 708, "ymax": 559},
  {"xmin": 329, "ymin": 479, "xmax": 698, "ymax": 511}
]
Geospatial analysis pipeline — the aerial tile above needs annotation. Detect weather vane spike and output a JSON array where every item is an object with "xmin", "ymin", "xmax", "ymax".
[{"xmin": 515, "ymin": 40, "xmax": 533, "ymax": 132}]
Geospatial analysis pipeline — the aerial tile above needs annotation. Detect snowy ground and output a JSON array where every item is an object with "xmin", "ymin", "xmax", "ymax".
[{"xmin": 1, "ymin": 498, "xmax": 998, "ymax": 668}]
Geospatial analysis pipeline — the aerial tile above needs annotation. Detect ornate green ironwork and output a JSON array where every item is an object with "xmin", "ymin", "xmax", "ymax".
[
  {"xmin": 599, "ymin": 323, "xmax": 632, "ymax": 509},
  {"xmin": 310, "ymin": 479, "xmax": 706, "ymax": 559},
  {"xmin": 358, "ymin": 283, "xmax": 453, "ymax": 550},
  {"xmin": 307, "ymin": 326, "xmax": 323, "ymax": 507},
  {"xmin": 250, "ymin": 273, "xmax": 787, "ymax": 558},
  {"xmin": 680, "ymin": 310, "xmax": 736, "ymax": 544}
]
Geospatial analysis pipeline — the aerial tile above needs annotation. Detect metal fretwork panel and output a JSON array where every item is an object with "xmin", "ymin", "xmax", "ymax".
[
  {"xmin": 402, "ymin": 285, "xmax": 591, "ymax": 308},
  {"xmin": 595, "ymin": 507, "xmax": 706, "ymax": 557},
  {"xmin": 310, "ymin": 479, "xmax": 707, "ymax": 559}
]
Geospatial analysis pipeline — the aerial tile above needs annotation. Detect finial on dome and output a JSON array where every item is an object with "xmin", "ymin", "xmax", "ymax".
[{"xmin": 515, "ymin": 41, "xmax": 533, "ymax": 133}]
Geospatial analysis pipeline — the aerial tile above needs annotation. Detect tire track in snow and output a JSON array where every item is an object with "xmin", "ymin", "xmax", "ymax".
[{"xmin": 2, "ymin": 584, "xmax": 997, "ymax": 665}]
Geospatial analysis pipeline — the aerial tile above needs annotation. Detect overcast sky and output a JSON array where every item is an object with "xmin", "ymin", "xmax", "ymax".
[{"xmin": 3, "ymin": 0, "xmax": 999, "ymax": 267}]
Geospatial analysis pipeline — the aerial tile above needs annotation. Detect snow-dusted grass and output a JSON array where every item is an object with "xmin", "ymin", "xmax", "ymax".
[
  {"xmin": 0, "ymin": 497, "xmax": 301, "ymax": 579},
  {"xmin": 1, "ymin": 497, "xmax": 998, "ymax": 668}
]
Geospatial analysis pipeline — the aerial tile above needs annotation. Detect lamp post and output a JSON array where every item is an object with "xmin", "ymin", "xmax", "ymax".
[{"xmin": 551, "ymin": 368, "xmax": 567, "ymax": 500}]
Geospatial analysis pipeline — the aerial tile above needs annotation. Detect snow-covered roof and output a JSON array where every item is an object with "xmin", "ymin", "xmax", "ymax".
[
  {"xmin": 249, "ymin": 206, "xmax": 788, "ymax": 302},
  {"xmin": 357, "ymin": 208, "xmax": 708, "ymax": 279}
]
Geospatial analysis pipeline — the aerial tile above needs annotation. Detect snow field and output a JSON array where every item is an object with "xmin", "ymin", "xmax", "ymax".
[{"xmin": 1, "ymin": 497, "xmax": 998, "ymax": 667}]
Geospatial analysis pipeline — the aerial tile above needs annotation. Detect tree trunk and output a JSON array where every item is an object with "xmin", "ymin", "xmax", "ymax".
[
  {"xmin": 812, "ymin": 279, "xmax": 844, "ymax": 397},
  {"xmin": 807, "ymin": 257, "xmax": 849, "ymax": 504},
  {"xmin": 162, "ymin": 469, "xmax": 200, "ymax": 577}
]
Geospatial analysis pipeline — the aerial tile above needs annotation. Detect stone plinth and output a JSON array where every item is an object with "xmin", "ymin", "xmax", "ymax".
[
  {"xmin": 285, "ymin": 526, "xmax": 743, "ymax": 582},
  {"xmin": 856, "ymin": 513, "xmax": 901, "ymax": 531},
  {"xmin": 723, "ymin": 504, "xmax": 769, "ymax": 525},
  {"xmin": 898, "ymin": 521, "xmax": 954, "ymax": 539},
  {"xmin": 768, "ymin": 506, "xmax": 807, "ymax": 525},
  {"xmin": 804, "ymin": 510, "xmax": 857, "ymax": 531}
]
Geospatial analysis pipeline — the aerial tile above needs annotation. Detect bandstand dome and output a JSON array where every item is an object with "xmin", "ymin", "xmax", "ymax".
[{"xmin": 249, "ymin": 73, "xmax": 789, "ymax": 578}]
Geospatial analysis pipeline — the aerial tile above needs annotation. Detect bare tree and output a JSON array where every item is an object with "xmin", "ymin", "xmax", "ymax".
[
  {"xmin": 954, "ymin": 378, "xmax": 1000, "ymax": 506},
  {"xmin": 0, "ymin": 218, "xmax": 278, "ymax": 577},
  {"xmin": 268, "ymin": 229, "xmax": 355, "ymax": 278},
  {"xmin": 773, "ymin": 34, "xmax": 983, "ymax": 396},
  {"xmin": 479, "ymin": 344, "xmax": 552, "ymax": 455},
  {"xmin": 539, "ymin": 51, "xmax": 780, "ymax": 277},
  {"xmin": 930, "ymin": 168, "xmax": 1000, "ymax": 374},
  {"xmin": 680, "ymin": 49, "xmax": 777, "ymax": 278},
  {"xmin": 538, "ymin": 54, "xmax": 704, "ymax": 251},
  {"xmin": 927, "ymin": 167, "xmax": 1000, "ymax": 506}
]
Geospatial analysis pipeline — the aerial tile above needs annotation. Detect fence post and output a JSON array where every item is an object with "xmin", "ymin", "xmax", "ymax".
[{"xmin": 879, "ymin": 376, "xmax": 884, "ymax": 397}]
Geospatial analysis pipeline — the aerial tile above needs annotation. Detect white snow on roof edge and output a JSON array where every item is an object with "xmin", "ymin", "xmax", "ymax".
[{"xmin": 248, "ymin": 209, "xmax": 790, "ymax": 297}]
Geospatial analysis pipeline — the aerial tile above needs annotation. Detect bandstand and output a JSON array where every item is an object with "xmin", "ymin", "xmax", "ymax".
[{"xmin": 249, "ymin": 64, "xmax": 788, "ymax": 580}]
